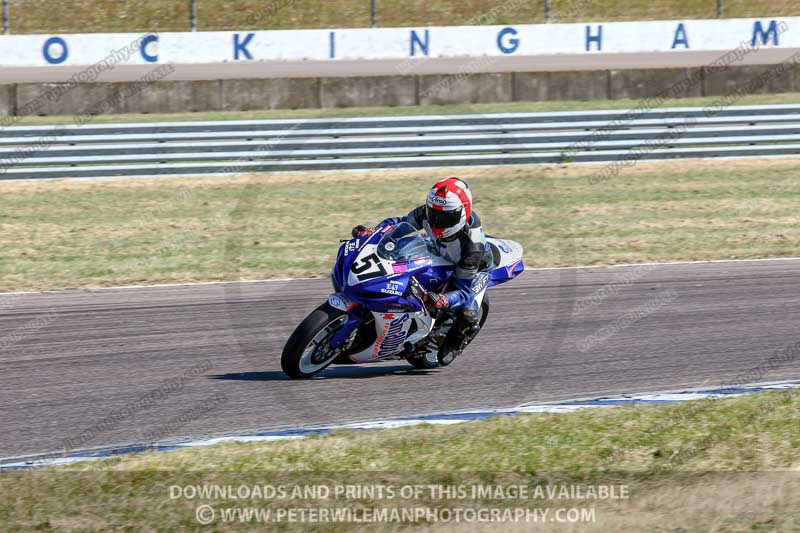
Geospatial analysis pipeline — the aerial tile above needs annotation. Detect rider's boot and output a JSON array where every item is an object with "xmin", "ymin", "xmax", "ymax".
[
  {"xmin": 439, "ymin": 307, "xmax": 481, "ymax": 366},
  {"xmin": 423, "ymin": 345, "xmax": 440, "ymax": 367},
  {"xmin": 403, "ymin": 338, "xmax": 441, "ymax": 369}
]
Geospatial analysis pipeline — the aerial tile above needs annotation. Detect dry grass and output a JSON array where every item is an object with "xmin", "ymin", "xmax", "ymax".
[
  {"xmin": 4, "ymin": 0, "xmax": 800, "ymax": 33},
  {"xmin": 453, "ymin": 473, "xmax": 800, "ymax": 532},
  {"xmin": 2, "ymin": 390, "xmax": 800, "ymax": 530},
  {"xmin": 9, "ymin": 0, "xmax": 190, "ymax": 33},
  {"xmin": 2, "ymin": 157, "xmax": 800, "ymax": 292}
]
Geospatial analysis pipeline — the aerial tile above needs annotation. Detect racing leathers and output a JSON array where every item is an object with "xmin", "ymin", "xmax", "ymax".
[{"xmin": 377, "ymin": 205, "xmax": 491, "ymax": 352}]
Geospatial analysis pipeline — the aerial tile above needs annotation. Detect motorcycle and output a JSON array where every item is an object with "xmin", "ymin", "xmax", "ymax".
[{"xmin": 281, "ymin": 222, "xmax": 524, "ymax": 379}]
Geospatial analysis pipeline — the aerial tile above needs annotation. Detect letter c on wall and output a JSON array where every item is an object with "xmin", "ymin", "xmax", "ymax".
[{"xmin": 140, "ymin": 34, "xmax": 159, "ymax": 63}]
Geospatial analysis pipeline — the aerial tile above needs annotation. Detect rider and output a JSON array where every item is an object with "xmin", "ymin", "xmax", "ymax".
[{"xmin": 352, "ymin": 177, "xmax": 491, "ymax": 364}]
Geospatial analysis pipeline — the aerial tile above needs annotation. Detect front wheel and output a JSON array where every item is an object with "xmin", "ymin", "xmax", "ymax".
[{"xmin": 281, "ymin": 303, "xmax": 348, "ymax": 379}]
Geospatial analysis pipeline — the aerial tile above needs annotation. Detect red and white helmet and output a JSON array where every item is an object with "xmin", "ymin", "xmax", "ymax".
[{"xmin": 425, "ymin": 177, "xmax": 473, "ymax": 240}]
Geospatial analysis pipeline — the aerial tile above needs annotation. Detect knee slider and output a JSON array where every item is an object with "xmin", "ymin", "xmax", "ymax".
[{"xmin": 459, "ymin": 307, "xmax": 480, "ymax": 324}]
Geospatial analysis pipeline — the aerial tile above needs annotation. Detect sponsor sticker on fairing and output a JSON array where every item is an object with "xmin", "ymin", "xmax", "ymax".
[
  {"xmin": 344, "ymin": 240, "xmax": 359, "ymax": 256},
  {"xmin": 506, "ymin": 259, "xmax": 523, "ymax": 276},
  {"xmin": 471, "ymin": 272, "xmax": 490, "ymax": 294},
  {"xmin": 328, "ymin": 294, "xmax": 349, "ymax": 310},
  {"xmin": 392, "ymin": 263, "xmax": 409, "ymax": 274},
  {"xmin": 380, "ymin": 281, "xmax": 404, "ymax": 296},
  {"xmin": 376, "ymin": 314, "xmax": 410, "ymax": 358}
]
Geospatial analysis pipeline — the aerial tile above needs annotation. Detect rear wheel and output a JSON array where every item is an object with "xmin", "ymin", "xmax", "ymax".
[{"xmin": 281, "ymin": 303, "xmax": 348, "ymax": 379}]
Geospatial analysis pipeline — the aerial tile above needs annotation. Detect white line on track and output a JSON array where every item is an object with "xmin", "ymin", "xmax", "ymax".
[{"xmin": 2, "ymin": 256, "xmax": 800, "ymax": 297}]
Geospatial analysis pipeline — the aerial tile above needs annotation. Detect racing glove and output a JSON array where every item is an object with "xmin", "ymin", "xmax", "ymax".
[
  {"xmin": 423, "ymin": 291, "xmax": 451, "ymax": 313},
  {"xmin": 351, "ymin": 225, "xmax": 375, "ymax": 238}
]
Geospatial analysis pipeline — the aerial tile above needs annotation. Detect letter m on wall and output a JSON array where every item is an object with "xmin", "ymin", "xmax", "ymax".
[{"xmin": 752, "ymin": 20, "xmax": 779, "ymax": 46}]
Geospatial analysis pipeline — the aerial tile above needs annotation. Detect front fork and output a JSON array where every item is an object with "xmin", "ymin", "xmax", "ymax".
[{"xmin": 326, "ymin": 294, "xmax": 364, "ymax": 350}]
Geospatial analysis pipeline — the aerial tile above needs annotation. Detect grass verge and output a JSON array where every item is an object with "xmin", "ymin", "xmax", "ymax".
[
  {"xmin": 10, "ymin": 92, "xmax": 800, "ymax": 126},
  {"xmin": 2, "ymin": 389, "xmax": 799, "ymax": 531},
  {"xmin": 2, "ymin": 157, "xmax": 800, "ymax": 292},
  {"xmin": 6, "ymin": 0, "xmax": 800, "ymax": 34}
]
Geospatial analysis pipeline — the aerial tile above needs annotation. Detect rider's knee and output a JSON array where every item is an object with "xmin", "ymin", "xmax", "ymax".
[{"xmin": 458, "ymin": 306, "xmax": 480, "ymax": 324}]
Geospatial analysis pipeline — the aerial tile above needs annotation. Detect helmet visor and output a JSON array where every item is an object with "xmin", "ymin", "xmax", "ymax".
[{"xmin": 426, "ymin": 205, "xmax": 462, "ymax": 230}]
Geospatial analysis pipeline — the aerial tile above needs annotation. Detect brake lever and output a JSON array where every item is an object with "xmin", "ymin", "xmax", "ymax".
[{"xmin": 406, "ymin": 277, "xmax": 433, "ymax": 314}]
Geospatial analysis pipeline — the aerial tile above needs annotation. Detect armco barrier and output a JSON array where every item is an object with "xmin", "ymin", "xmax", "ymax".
[{"xmin": 1, "ymin": 104, "xmax": 799, "ymax": 180}]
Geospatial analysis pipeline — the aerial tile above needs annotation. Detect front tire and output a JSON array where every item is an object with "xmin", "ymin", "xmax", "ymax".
[{"xmin": 281, "ymin": 303, "xmax": 347, "ymax": 379}]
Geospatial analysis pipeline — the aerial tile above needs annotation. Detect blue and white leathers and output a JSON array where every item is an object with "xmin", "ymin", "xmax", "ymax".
[{"xmin": 380, "ymin": 206, "xmax": 489, "ymax": 315}]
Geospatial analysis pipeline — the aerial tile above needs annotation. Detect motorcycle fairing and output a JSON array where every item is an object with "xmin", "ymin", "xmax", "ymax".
[{"xmin": 485, "ymin": 237, "xmax": 525, "ymax": 287}]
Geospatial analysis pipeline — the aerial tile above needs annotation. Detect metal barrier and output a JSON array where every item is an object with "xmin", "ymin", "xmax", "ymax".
[{"xmin": 1, "ymin": 105, "xmax": 799, "ymax": 180}]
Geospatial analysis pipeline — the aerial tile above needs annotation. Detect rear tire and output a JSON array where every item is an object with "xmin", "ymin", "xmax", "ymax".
[{"xmin": 281, "ymin": 303, "xmax": 347, "ymax": 379}]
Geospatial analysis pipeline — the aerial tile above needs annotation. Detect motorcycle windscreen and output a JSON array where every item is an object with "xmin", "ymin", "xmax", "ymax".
[{"xmin": 376, "ymin": 222, "xmax": 431, "ymax": 263}]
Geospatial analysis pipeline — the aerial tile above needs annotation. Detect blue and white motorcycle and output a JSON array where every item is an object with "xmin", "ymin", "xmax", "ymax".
[{"xmin": 281, "ymin": 222, "xmax": 524, "ymax": 379}]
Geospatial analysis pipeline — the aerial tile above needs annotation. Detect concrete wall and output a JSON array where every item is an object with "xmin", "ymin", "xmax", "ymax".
[
  {"xmin": 0, "ymin": 84, "xmax": 16, "ymax": 116},
  {"xmin": 515, "ymin": 70, "xmax": 610, "ymax": 102},
  {"xmin": 221, "ymin": 78, "xmax": 319, "ymax": 111},
  {"xmin": 3, "ymin": 18, "xmax": 798, "ymax": 67},
  {"xmin": 419, "ymin": 73, "xmax": 513, "ymax": 106},
  {"xmin": 3, "ymin": 63, "xmax": 800, "ymax": 118},
  {"xmin": 321, "ymin": 76, "xmax": 416, "ymax": 108},
  {"xmin": 609, "ymin": 68, "xmax": 703, "ymax": 100}
]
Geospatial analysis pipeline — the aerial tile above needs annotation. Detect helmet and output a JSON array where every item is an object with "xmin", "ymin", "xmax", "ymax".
[{"xmin": 425, "ymin": 177, "xmax": 473, "ymax": 240}]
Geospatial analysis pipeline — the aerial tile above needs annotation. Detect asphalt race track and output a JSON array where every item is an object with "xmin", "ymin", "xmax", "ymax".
[
  {"xmin": 2, "ymin": 258, "xmax": 800, "ymax": 461},
  {"xmin": 2, "ymin": 49, "xmax": 799, "ymax": 83}
]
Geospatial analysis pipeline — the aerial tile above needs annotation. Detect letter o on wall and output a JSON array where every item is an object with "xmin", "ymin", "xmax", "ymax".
[{"xmin": 43, "ymin": 36, "xmax": 69, "ymax": 64}]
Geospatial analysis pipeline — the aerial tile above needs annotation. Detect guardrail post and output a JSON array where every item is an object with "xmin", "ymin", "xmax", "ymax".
[
  {"xmin": 370, "ymin": 0, "xmax": 377, "ymax": 27},
  {"xmin": 716, "ymin": 0, "xmax": 723, "ymax": 18},
  {"xmin": 190, "ymin": 0, "xmax": 197, "ymax": 31},
  {"xmin": 544, "ymin": 0, "xmax": 552, "ymax": 23},
  {"xmin": 3, "ymin": 0, "xmax": 9, "ymax": 34}
]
